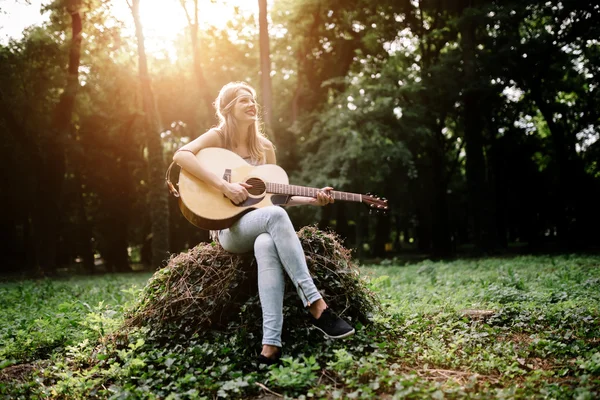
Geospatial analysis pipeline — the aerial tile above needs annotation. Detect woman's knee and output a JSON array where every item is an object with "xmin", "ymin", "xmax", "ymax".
[
  {"xmin": 265, "ymin": 206, "xmax": 291, "ymax": 225},
  {"xmin": 254, "ymin": 232, "xmax": 276, "ymax": 254}
]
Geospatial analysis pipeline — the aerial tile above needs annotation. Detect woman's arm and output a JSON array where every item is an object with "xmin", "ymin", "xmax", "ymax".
[
  {"xmin": 173, "ymin": 129, "xmax": 226, "ymax": 191},
  {"xmin": 284, "ymin": 187, "xmax": 334, "ymax": 207},
  {"xmin": 174, "ymin": 129, "xmax": 250, "ymax": 204},
  {"xmin": 262, "ymin": 136, "xmax": 332, "ymax": 207}
]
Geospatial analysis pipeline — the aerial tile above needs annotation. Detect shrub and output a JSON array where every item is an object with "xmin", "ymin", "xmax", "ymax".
[{"xmin": 124, "ymin": 226, "xmax": 381, "ymax": 348}]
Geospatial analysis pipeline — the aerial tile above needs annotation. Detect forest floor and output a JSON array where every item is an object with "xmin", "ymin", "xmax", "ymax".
[{"xmin": 1, "ymin": 255, "xmax": 599, "ymax": 399}]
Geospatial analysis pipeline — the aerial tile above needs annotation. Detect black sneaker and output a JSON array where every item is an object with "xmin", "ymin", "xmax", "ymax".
[
  {"xmin": 309, "ymin": 308, "xmax": 355, "ymax": 339},
  {"xmin": 257, "ymin": 350, "xmax": 282, "ymax": 367}
]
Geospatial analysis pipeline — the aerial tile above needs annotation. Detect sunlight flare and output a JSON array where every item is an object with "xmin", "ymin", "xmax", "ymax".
[{"xmin": 112, "ymin": 0, "xmax": 257, "ymax": 59}]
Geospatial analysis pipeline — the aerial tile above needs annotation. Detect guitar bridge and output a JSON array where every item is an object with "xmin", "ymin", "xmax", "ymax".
[
  {"xmin": 223, "ymin": 169, "xmax": 231, "ymax": 199},
  {"xmin": 223, "ymin": 169, "xmax": 231, "ymax": 183}
]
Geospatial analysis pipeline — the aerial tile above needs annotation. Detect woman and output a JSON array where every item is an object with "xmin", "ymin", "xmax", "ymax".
[{"xmin": 173, "ymin": 81, "xmax": 354, "ymax": 365}]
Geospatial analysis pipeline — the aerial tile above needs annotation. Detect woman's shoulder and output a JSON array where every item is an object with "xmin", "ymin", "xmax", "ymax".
[
  {"xmin": 181, "ymin": 128, "xmax": 223, "ymax": 152},
  {"xmin": 258, "ymin": 135, "xmax": 276, "ymax": 164},
  {"xmin": 206, "ymin": 126, "xmax": 223, "ymax": 137},
  {"xmin": 259, "ymin": 135, "xmax": 274, "ymax": 150},
  {"xmin": 201, "ymin": 127, "xmax": 224, "ymax": 145}
]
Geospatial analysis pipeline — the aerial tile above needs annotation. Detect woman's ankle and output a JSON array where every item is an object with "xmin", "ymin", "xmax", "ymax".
[
  {"xmin": 261, "ymin": 344, "xmax": 281, "ymax": 359},
  {"xmin": 308, "ymin": 298, "xmax": 328, "ymax": 319}
]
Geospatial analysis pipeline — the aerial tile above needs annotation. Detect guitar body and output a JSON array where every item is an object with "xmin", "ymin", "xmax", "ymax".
[{"xmin": 178, "ymin": 147, "xmax": 290, "ymax": 230}]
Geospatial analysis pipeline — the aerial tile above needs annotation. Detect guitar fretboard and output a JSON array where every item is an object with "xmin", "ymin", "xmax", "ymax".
[{"xmin": 266, "ymin": 183, "xmax": 362, "ymax": 202}]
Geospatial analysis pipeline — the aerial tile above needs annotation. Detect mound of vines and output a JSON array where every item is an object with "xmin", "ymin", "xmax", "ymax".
[{"xmin": 125, "ymin": 226, "xmax": 380, "ymax": 347}]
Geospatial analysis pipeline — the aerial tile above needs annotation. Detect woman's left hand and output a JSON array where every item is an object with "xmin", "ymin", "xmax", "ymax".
[{"xmin": 314, "ymin": 187, "xmax": 334, "ymax": 206}]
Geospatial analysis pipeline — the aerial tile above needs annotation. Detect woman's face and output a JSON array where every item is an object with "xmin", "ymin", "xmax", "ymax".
[{"xmin": 231, "ymin": 89, "xmax": 257, "ymax": 124}]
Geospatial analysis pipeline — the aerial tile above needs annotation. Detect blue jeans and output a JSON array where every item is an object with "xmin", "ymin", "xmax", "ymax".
[{"xmin": 218, "ymin": 206, "xmax": 322, "ymax": 347}]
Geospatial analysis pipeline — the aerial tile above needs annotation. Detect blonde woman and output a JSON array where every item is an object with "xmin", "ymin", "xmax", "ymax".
[{"xmin": 174, "ymin": 82, "xmax": 354, "ymax": 365}]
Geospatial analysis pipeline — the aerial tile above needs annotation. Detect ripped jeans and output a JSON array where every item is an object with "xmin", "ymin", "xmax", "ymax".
[{"xmin": 218, "ymin": 206, "xmax": 322, "ymax": 347}]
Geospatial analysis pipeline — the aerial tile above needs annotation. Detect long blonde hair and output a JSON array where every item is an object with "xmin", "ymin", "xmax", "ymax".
[{"xmin": 214, "ymin": 81, "xmax": 265, "ymax": 163}]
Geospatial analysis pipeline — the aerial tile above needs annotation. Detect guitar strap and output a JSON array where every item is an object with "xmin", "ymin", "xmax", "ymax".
[
  {"xmin": 165, "ymin": 161, "xmax": 180, "ymax": 198},
  {"xmin": 167, "ymin": 148, "xmax": 200, "ymax": 197}
]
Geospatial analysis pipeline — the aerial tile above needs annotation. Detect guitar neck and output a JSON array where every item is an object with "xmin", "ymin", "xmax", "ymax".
[{"xmin": 266, "ymin": 182, "xmax": 362, "ymax": 203}]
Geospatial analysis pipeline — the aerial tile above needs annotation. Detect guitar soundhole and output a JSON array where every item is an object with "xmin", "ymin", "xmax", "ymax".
[{"xmin": 245, "ymin": 177, "xmax": 266, "ymax": 196}]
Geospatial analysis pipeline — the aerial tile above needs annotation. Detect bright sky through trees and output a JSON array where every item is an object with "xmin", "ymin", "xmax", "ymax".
[
  {"xmin": 0, "ymin": 0, "xmax": 48, "ymax": 44},
  {"xmin": 1, "ymin": 0, "xmax": 260, "ymax": 54}
]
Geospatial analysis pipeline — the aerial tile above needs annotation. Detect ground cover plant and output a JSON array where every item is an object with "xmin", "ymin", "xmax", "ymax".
[
  {"xmin": 125, "ymin": 227, "xmax": 379, "ymax": 344},
  {"xmin": 1, "ymin": 253, "xmax": 599, "ymax": 399}
]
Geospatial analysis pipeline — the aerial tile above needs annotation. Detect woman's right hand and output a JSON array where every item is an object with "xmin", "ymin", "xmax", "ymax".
[{"xmin": 223, "ymin": 181, "xmax": 253, "ymax": 205}]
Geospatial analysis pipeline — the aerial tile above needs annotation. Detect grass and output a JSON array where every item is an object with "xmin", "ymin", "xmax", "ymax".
[
  {"xmin": 0, "ymin": 274, "xmax": 148, "ymax": 366},
  {"xmin": 1, "ymin": 255, "xmax": 599, "ymax": 399}
]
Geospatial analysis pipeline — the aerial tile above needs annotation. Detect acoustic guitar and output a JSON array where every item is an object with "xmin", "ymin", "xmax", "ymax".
[{"xmin": 168, "ymin": 147, "xmax": 389, "ymax": 230}]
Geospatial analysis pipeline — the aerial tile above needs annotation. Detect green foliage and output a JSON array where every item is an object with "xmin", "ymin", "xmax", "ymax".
[
  {"xmin": 268, "ymin": 356, "xmax": 320, "ymax": 390},
  {"xmin": 1, "ymin": 255, "xmax": 599, "ymax": 398},
  {"xmin": 125, "ymin": 227, "xmax": 381, "ymax": 361},
  {"xmin": 3, "ymin": 0, "xmax": 600, "ymax": 272},
  {"xmin": 0, "ymin": 274, "xmax": 147, "ymax": 365}
]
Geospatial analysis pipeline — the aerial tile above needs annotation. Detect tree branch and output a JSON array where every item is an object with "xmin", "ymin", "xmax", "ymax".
[{"xmin": 179, "ymin": 0, "xmax": 193, "ymax": 27}]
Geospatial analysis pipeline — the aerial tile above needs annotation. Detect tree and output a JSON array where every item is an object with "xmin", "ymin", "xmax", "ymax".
[
  {"xmin": 457, "ymin": 0, "xmax": 499, "ymax": 253},
  {"xmin": 488, "ymin": 0, "xmax": 600, "ymax": 247},
  {"xmin": 258, "ymin": 0, "xmax": 274, "ymax": 138},
  {"xmin": 128, "ymin": 0, "xmax": 170, "ymax": 268},
  {"xmin": 32, "ymin": 0, "xmax": 84, "ymax": 274},
  {"xmin": 179, "ymin": 0, "xmax": 214, "ymax": 108},
  {"xmin": 2, "ymin": 0, "xmax": 600, "ymax": 275}
]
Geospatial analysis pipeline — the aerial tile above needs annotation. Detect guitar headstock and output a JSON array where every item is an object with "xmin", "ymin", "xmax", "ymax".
[{"xmin": 362, "ymin": 193, "xmax": 389, "ymax": 215}]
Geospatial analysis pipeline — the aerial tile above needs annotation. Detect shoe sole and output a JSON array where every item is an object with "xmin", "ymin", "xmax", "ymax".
[{"xmin": 312, "ymin": 327, "xmax": 356, "ymax": 339}]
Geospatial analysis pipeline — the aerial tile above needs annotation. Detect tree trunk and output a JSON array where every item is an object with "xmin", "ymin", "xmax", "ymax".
[
  {"xmin": 318, "ymin": 203, "xmax": 333, "ymax": 231},
  {"xmin": 131, "ymin": 0, "xmax": 170, "ymax": 268},
  {"xmin": 0, "ymin": 99, "xmax": 36, "ymax": 273},
  {"xmin": 373, "ymin": 214, "xmax": 391, "ymax": 258},
  {"xmin": 291, "ymin": 79, "xmax": 302, "ymax": 124},
  {"xmin": 72, "ymin": 157, "xmax": 95, "ymax": 273},
  {"xmin": 354, "ymin": 209, "xmax": 367, "ymax": 259},
  {"xmin": 490, "ymin": 142, "xmax": 508, "ymax": 249},
  {"xmin": 414, "ymin": 172, "xmax": 433, "ymax": 254},
  {"xmin": 529, "ymin": 86, "xmax": 575, "ymax": 245},
  {"xmin": 33, "ymin": 0, "xmax": 83, "ymax": 274},
  {"xmin": 258, "ymin": 0, "xmax": 274, "ymax": 139},
  {"xmin": 460, "ymin": 4, "xmax": 497, "ymax": 253},
  {"xmin": 290, "ymin": 9, "xmax": 320, "ymax": 124},
  {"xmin": 102, "ymin": 220, "xmax": 130, "ymax": 273},
  {"xmin": 100, "ymin": 115, "xmax": 137, "ymax": 273},
  {"xmin": 335, "ymin": 203, "xmax": 350, "ymax": 247},
  {"xmin": 181, "ymin": 0, "xmax": 213, "ymax": 108},
  {"xmin": 430, "ymin": 132, "xmax": 452, "ymax": 257}
]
